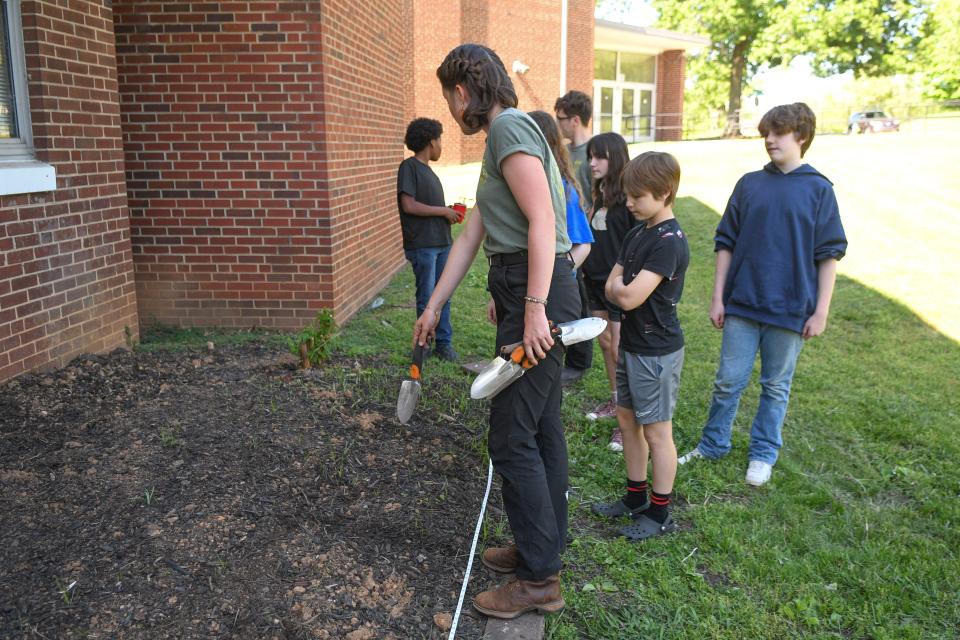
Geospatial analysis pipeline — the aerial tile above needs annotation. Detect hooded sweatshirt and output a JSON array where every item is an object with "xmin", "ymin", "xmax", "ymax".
[{"xmin": 715, "ymin": 162, "xmax": 848, "ymax": 333}]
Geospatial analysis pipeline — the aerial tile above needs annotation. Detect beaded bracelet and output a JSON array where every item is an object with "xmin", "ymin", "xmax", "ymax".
[{"xmin": 523, "ymin": 295, "xmax": 548, "ymax": 306}]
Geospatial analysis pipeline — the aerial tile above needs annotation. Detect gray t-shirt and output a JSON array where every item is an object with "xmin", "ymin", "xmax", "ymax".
[
  {"xmin": 477, "ymin": 109, "xmax": 571, "ymax": 257},
  {"xmin": 568, "ymin": 140, "xmax": 593, "ymax": 212}
]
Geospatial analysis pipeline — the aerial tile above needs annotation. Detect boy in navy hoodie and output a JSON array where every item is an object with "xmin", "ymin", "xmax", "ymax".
[{"xmin": 678, "ymin": 103, "xmax": 847, "ymax": 487}]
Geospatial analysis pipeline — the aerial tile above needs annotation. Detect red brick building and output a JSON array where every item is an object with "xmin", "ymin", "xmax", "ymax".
[
  {"xmin": 1, "ymin": 0, "xmax": 703, "ymax": 383},
  {"xmin": 593, "ymin": 20, "xmax": 706, "ymax": 143},
  {"xmin": 114, "ymin": 1, "xmax": 406, "ymax": 330},
  {"xmin": 0, "ymin": 0, "xmax": 138, "ymax": 384}
]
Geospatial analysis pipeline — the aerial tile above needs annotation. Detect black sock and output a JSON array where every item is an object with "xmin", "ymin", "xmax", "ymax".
[
  {"xmin": 622, "ymin": 479, "xmax": 648, "ymax": 509},
  {"xmin": 647, "ymin": 490, "xmax": 671, "ymax": 523}
]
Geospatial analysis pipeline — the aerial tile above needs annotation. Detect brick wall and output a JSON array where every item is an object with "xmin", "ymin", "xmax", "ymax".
[
  {"xmin": 114, "ymin": 1, "xmax": 406, "ymax": 328},
  {"xmin": 453, "ymin": 0, "xmax": 490, "ymax": 164},
  {"xmin": 0, "ymin": 0, "xmax": 138, "ymax": 384},
  {"xmin": 413, "ymin": 0, "xmax": 592, "ymax": 165},
  {"xmin": 487, "ymin": 0, "xmax": 561, "ymax": 112},
  {"xmin": 317, "ymin": 0, "xmax": 408, "ymax": 321},
  {"xmin": 462, "ymin": 0, "xmax": 563, "ymax": 163},
  {"xmin": 410, "ymin": 0, "xmax": 464, "ymax": 165},
  {"xmin": 565, "ymin": 0, "xmax": 595, "ymax": 99},
  {"xmin": 655, "ymin": 49, "xmax": 685, "ymax": 142},
  {"xmin": 401, "ymin": 0, "xmax": 416, "ymax": 126}
]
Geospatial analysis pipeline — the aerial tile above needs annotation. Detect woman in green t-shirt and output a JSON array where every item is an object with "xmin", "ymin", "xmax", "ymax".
[{"xmin": 412, "ymin": 44, "xmax": 580, "ymax": 619}]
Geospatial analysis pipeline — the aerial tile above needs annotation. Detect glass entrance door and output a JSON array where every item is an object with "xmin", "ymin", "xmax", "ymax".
[
  {"xmin": 593, "ymin": 82, "xmax": 655, "ymax": 142},
  {"xmin": 621, "ymin": 87, "xmax": 654, "ymax": 143},
  {"xmin": 597, "ymin": 84, "xmax": 614, "ymax": 134}
]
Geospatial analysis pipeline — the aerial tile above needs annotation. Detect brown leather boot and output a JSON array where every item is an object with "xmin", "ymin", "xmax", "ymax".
[
  {"xmin": 481, "ymin": 544, "xmax": 521, "ymax": 574},
  {"xmin": 472, "ymin": 574, "xmax": 564, "ymax": 619}
]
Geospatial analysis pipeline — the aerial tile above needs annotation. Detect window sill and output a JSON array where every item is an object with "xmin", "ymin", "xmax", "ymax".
[{"xmin": 0, "ymin": 160, "xmax": 57, "ymax": 196}]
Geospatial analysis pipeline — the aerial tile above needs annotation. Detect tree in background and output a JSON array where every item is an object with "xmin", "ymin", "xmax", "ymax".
[
  {"xmin": 650, "ymin": 0, "xmax": 928, "ymax": 136},
  {"xmin": 920, "ymin": 0, "xmax": 960, "ymax": 100}
]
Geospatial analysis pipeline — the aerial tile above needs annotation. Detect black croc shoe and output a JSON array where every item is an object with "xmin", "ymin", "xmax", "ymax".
[
  {"xmin": 591, "ymin": 498, "xmax": 649, "ymax": 519},
  {"xmin": 618, "ymin": 514, "xmax": 677, "ymax": 541}
]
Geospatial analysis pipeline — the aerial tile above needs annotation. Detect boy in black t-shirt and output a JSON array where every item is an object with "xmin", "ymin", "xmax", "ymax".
[
  {"xmin": 592, "ymin": 152, "xmax": 689, "ymax": 540},
  {"xmin": 397, "ymin": 118, "xmax": 460, "ymax": 361}
]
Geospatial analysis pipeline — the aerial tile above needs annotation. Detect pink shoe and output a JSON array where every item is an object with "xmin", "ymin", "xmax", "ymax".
[
  {"xmin": 586, "ymin": 399, "xmax": 618, "ymax": 421},
  {"xmin": 608, "ymin": 427, "xmax": 623, "ymax": 452}
]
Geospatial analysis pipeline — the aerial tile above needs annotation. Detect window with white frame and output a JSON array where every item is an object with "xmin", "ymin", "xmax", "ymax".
[
  {"xmin": 0, "ymin": 0, "xmax": 55, "ymax": 195},
  {"xmin": 0, "ymin": 0, "xmax": 33, "ymax": 157}
]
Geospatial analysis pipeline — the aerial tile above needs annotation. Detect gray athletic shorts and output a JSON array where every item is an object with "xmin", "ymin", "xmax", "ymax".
[{"xmin": 616, "ymin": 347, "xmax": 684, "ymax": 424}]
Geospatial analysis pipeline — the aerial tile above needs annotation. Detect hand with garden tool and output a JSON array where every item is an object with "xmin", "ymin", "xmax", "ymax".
[
  {"xmin": 399, "ymin": 305, "xmax": 441, "ymax": 424},
  {"xmin": 413, "ymin": 304, "xmax": 440, "ymax": 349},
  {"xmin": 470, "ymin": 317, "xmax": 607, "ymax": 399}
]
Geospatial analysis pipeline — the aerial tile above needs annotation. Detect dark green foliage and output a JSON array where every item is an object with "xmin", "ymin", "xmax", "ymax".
[
  {"xmin": 287, "ymin": 310, "xmax": 337, "ymax": 368},
  {"xmin": 650, "ymin": 0, "xmax": 930, "ymax": 135}
]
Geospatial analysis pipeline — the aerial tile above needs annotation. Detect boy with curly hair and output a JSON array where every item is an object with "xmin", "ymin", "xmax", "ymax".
[{"xmin": 397, "ymin": 118, "xmax": 460, "ymax": 361}]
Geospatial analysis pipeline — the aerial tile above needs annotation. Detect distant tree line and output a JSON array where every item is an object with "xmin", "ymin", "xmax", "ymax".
[{"xmin": 596, "ymin": 0, "xmax": 959, "ymax": 136}]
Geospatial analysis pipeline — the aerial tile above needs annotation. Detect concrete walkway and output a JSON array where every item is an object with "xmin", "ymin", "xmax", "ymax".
[{"xmin": 483, "ymin": 613, "xmax": 545, "ymax": 640}]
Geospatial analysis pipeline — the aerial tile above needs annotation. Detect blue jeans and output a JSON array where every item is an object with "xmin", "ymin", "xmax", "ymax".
[
  {"xmin": 697, "ymin": 315, "xmax": 804, "ymax": 465},
  {"xmin": 405, "ymin": 246, "xmax": 452, "ymax": 346}
]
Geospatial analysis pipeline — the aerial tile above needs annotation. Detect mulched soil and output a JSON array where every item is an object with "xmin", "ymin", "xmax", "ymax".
[{"xmin": 0, "ymin": 343, "xmax": 503, "ymax": 639}]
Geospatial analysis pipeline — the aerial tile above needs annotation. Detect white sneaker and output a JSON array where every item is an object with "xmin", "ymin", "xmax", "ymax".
[
  {"xmin": 678, "ymin": 448, "xmax": 704, "ymax": 465},
  {"xmin": 586, "ymin": 399, "xmax": 618, "ymax": 421},
  {"xmin": 745, "ymin": 460, "xmax": 772, "ymax": 486},
  {"xmin": 607, "ymin": 427, "xmax": 624, "ymax": 452}
]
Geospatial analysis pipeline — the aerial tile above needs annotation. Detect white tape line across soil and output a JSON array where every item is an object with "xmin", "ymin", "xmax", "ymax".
[{"xmin": 448, "ymin": 459, "xmax": 494, "ymax": 640}]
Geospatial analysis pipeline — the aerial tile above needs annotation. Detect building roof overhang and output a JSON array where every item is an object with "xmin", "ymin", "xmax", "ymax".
[{"xmin": 595, "ymin": 19, "xmax": 709, "ymax": 55}]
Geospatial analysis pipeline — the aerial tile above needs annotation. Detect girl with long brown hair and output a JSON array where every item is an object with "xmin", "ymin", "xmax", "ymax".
[{"xmin": 581, "ymin": 133, "xmax": 636, "ymax": 450}]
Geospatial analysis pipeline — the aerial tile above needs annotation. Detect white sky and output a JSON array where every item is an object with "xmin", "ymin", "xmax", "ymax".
[{"xmin": 751, "ymin": 58, "xmax": 852, "ymax": 112}]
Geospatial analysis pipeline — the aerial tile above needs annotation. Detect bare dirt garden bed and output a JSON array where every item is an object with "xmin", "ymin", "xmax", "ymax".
[{"xmin": 0, "ymin": 342, "xmax": 501, "ymax": 639}]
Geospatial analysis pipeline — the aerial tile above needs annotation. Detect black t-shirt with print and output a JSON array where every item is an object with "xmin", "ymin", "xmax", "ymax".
[
  {"xmin": 581, "ymin": 201, "xmax": 635, "ymax": 282},
  {"xmin": 397, "ymin": 157, "xmax": 452, "ymax": 250},
  {"xmin": 617, "ymin": 218, "xmax": 690, "ymax": 355}
]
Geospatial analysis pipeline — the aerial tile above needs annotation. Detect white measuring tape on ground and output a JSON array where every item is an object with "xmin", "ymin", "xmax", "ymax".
[{"xmin": 448, "ymin": 458, "xmax": 494, "ymax": 640}]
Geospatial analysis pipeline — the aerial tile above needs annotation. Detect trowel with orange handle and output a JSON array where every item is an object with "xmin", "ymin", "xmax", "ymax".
[
  {"xmin": 469, "ymin": 317, "xmax": 607, "ymax": 400},
  {"xmin": 396, "ymin": 342, "xmax": 426, "ymax": 424}
]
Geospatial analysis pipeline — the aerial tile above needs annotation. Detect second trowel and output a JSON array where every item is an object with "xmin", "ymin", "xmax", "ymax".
[
  {"xmin": 396, "ymin": 342, "xmax": 426, "ymax": 424},
  {"xmin": 470, "ymin": 317, "xmax": 607, "ymax": 400}
]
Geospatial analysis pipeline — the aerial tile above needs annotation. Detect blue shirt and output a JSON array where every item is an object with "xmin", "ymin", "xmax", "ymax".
[
  {"xmin": 564, "ymin": 179, "xmax": 594, "ymax": 245},
  {"xmin": 715, "ymin": 162, "xmax": 848, "ymax": 333}
]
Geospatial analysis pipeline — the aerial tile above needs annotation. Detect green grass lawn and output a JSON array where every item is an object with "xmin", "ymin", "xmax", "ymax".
[
  {"xmin": 437, "ymin": 117, "xmax": 960, "ymax": 343},
  {"xmin": 336, "ymin": 129, "xmax": 960, "ymax": 637}
]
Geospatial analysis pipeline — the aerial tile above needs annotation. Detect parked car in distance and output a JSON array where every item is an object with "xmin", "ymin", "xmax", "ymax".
[{"xmin": 847, "ymin": 111, "xmax": 900, "ymax": 134}]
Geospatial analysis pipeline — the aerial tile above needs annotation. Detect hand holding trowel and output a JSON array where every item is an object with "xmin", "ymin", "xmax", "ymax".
[
  {"xmin": 396, "ymin": 342, "xmax": 426, "ymax": 424},
  {"xmin": 470, "ymin": 317, "xmax": 607, "ymax": 400}
]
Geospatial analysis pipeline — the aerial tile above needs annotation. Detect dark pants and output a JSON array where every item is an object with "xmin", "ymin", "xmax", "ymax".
[
  {"xmin": 487, "ymin": 256, "xmax": 580, "ymax": 580},
  {"xmin": 563, "ymin": 268, "xmax": 593, "ymax": 370}
]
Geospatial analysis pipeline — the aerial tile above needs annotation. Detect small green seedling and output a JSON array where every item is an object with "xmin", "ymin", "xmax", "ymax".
[
  {"xmin": 286, "ymin": 310, "xmax": 336, "ymax": 369},
  {"xmin": 56, "ymin": 578, "xmax": 77, "ymax": 605},
  {"xmin": 158, "ymin": 421, "xmax": 182, "ymax": 447}
]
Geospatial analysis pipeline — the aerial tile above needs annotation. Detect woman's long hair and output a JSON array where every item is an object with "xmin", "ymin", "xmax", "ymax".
[
  {"xmin": 587, "ymin": 132, "xmax": 629, "ymax": 211},
  {"xmin": 527, "ymin": 110, "xmax": 584, "ymax": 206},
  {"xmin": 436, "ymin": 44, "xmax": 518, "ymax": 134}
]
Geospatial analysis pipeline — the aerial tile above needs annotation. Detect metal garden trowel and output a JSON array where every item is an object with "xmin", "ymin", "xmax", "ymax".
[
  {"xmin": 470, "ymin": 317, "xmax": 607, "ymax": 400},
  {"xmin": 396, "ymin": 342, "xmax": 426, "ymax": 424}
]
